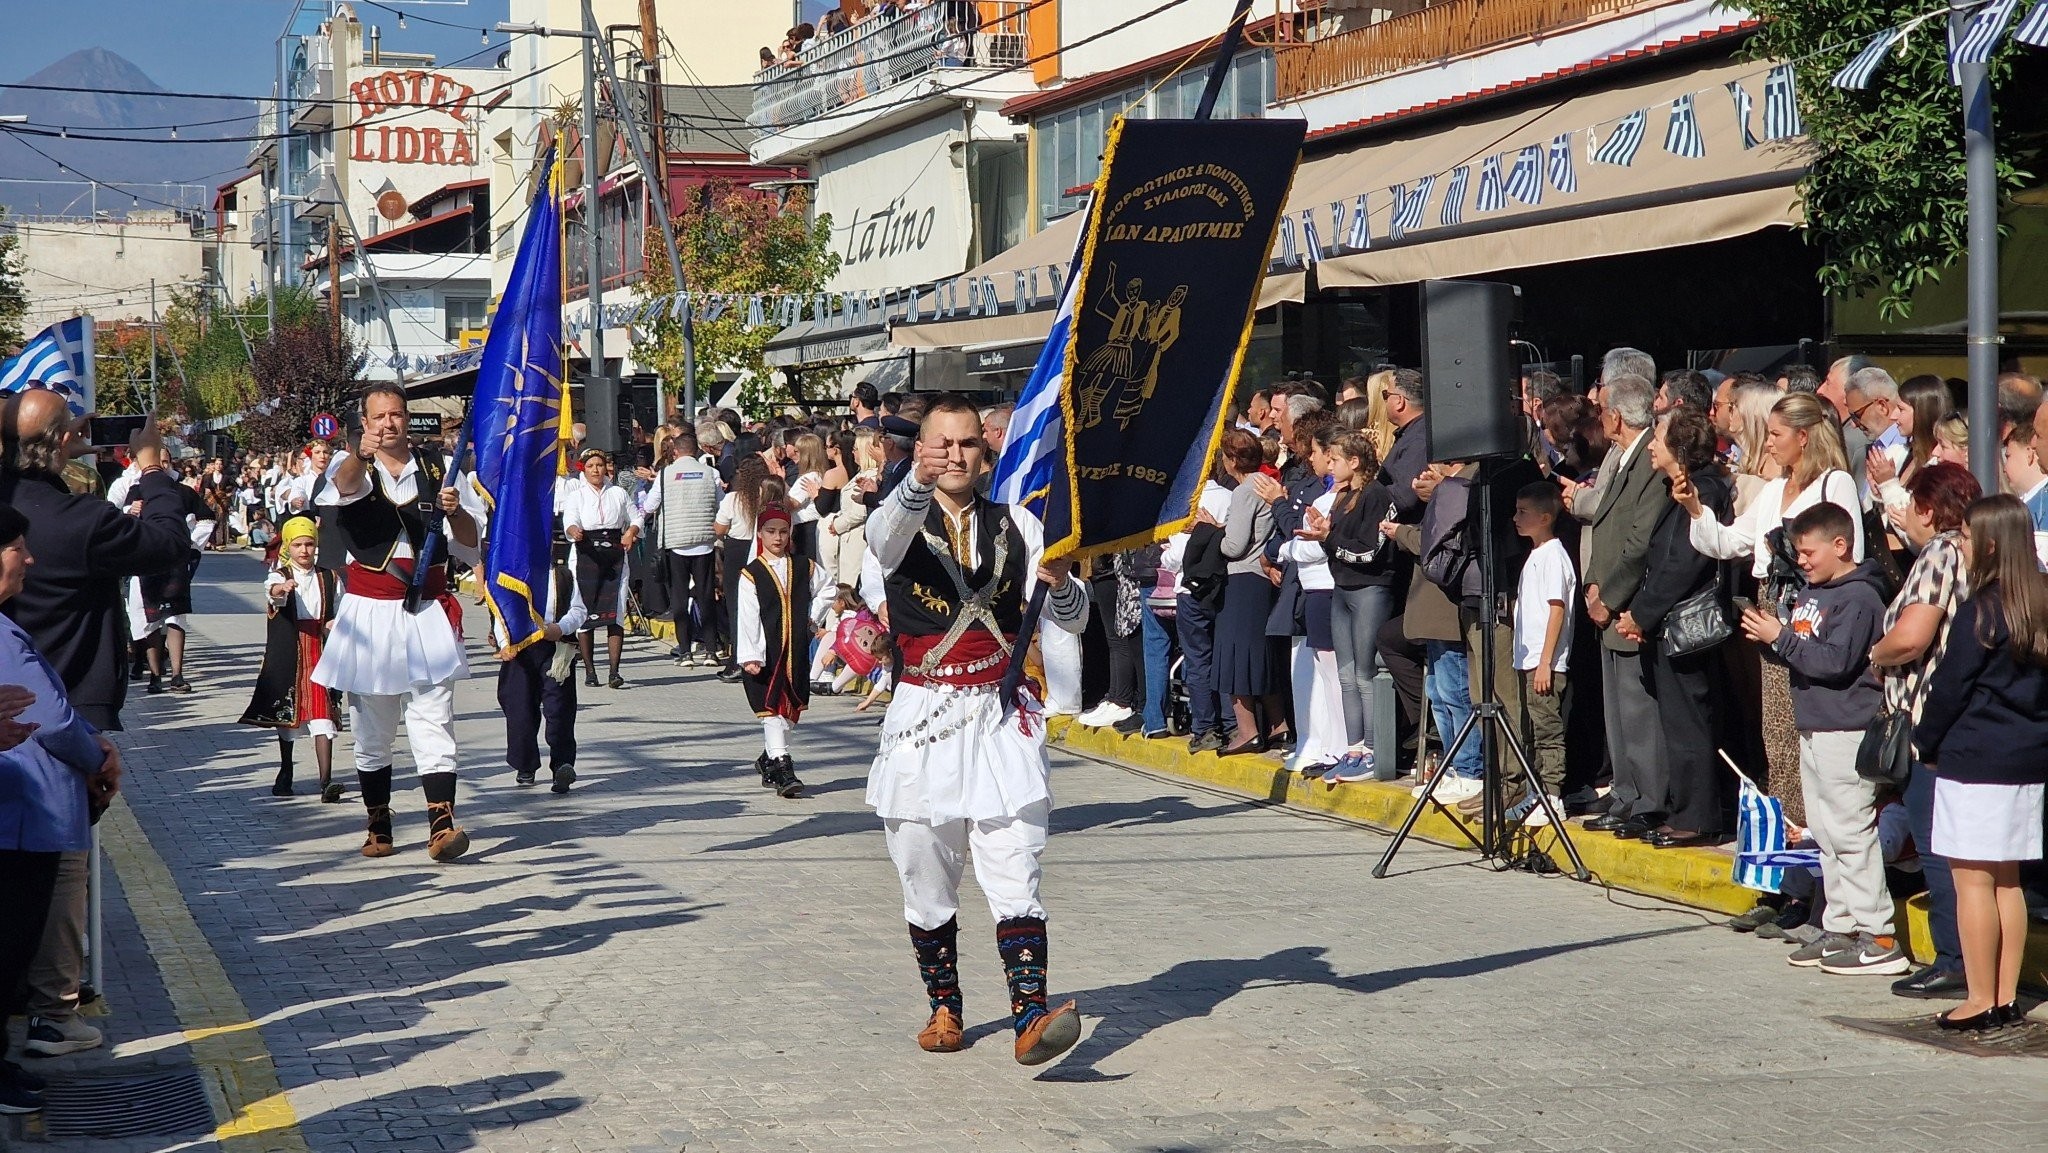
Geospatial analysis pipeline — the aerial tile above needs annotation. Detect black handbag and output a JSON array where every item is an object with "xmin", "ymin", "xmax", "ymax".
[
  {"xmin": 1661, "ymin": 579, "xmax": 1731, "ymax": 657},
  {"xmin": 1856, "ymin": 707, "xmax": 1913, "ymax": 785}
]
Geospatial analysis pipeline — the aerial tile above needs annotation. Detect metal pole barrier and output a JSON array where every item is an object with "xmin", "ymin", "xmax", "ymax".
[
  {"xmin": 1954, "ymin": 2, "xmax": 2001, "ymax": 490},
  {"xmin": 88, "ymin": 824, "xmax": 103, "ymax": 997}
]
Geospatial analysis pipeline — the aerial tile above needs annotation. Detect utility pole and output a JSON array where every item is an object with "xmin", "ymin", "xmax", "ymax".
[
  {"xmin": 148, "ymin": 278, "xmax": 159, "ymax": 415},
  {"xmin": 327, "ymin": 214, "xmax": 343, "ymax": 347},
  {"xmin": 1953, "ymin": 0, "xmax": 2000, "ymax": 491},
  {"xmin": 582, "ymin": 2, "xmax": 605, "ymax": 443},
  {"xmin": 638, "ymin": 0, "xmax": 673, "ymax": 423}
]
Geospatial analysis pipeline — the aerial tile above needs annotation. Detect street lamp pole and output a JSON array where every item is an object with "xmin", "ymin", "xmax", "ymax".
[{"xmin": 1953, "ymin": 1, "xmax": 2001, "ymax": 490}]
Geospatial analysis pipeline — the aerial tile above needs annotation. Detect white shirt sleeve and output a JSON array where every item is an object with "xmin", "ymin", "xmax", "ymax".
[
  {"xmin": 860, "ymin": 548, "xmax": 885, "ymax": 611},
  {"xmin": 736, "ymin": 567, "xmax": 766, "ymax": 667},
  {"xmin": 555, "ymin": 574, "xmax": 589, "ymax": 638},
  {"xmin": 715, "ymin": 491, "xmax": 737, "ymax": 531},
  {"xmin": 315, "ymin": 457, "xmax": 370, "ymax": 507},
  {"xmin": 1013, "ymin": 504, "xmax": 1088, "ymax": 634},
  {"xmin": 808, "ymin": 561, "xmax": 837, "ymax": 629},
  {"xmin": 865, "ymin": 474, "xmax": 933, "ymax": 574}
]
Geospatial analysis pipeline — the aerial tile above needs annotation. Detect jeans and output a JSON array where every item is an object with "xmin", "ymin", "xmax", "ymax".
[
  {"xmin": 1904, "ymin": 760, "xmax": 1961, "ymax": 970},
  {"xmin": 1176, "ymin": 594, "xmax": 1221, "ymax": 736},
  {"xmin": 1141, "ymin": 601, "xmax": 1173, "ymax": 734},
  {"xmin": 1330, "ymin": 585, "xmax": 1393, "ymax": 749},
  {"xmin": 1424, "ymin": 641, "xmax": 1482, "ymax": 778}
]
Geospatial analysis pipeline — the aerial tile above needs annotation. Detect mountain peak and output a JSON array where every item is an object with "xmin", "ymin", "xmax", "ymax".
[{"xmin": 22, "ymin": 48, "xmax": 162, "ymax": 93}]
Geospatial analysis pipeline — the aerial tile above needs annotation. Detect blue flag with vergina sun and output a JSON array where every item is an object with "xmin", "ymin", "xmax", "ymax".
[{"xmin": 461, "ymin": 144, "xmax": 568, "ymax": 656}]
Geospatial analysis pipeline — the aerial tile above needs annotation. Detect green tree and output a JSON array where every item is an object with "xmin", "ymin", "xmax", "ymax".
[
  {"xmin": 1748, "ymin": 3, "xmax": 2044, "ymax": 320},
  {"xmin": 0, "ymin": 206, "xmax": 26, "ymax": 354},
  {"xmin": 633, "ymin": 184, "xmax": 840, "ymax": 420}
]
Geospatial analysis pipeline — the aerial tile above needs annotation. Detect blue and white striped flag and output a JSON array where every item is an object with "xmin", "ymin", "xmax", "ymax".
[
  {"xmin": 1728, "ymin": 80, "xmax": 1759, "ymax": 149},
  {"xmin": 1298, "ymin": 207, "xmax": 1324, "ymax": 266},
  {"xmin": 1345, "ymin": 192, "xmax": 1372, "ymax": 250},
  {"xmin": 1733, "ymin": 777, "xmax": 1822, "ymax": 893},
  {"xmin": 2018, "ymin": 0, "xmax": 2048, "ymax": 47},
  {"xmin": 1504, "ymin": 144, "xmax": 1544, "ymax": 205},
  {"xmin": 1475, "ymin": 153, "xmax": 1507, "ymax": 212},
  {"xmin": 1591, "ymin": 109, "xmax": 1648, "ymax": 166},
  {"xmin": 0, "ymin": 316, "xmax": 95, "ymax": 419},
  {"xmin": 989, "ymin": 236, "xmax": 1084, "ymax": 516},
  {"xmin": 1763, "ymin": 64, "xmax": 1804, "ymax": 140},
  {"xmin": 1664, "ymin": 94, "xmax": 1705, "ymax": 158},
  {"xmin": 1950, "ymin": 0, "xmax": 2020, "ymax": 83},
  {"xmin": 1832, "ymin": 26, "xmax": 1909, "ymax": 90},
  {"xmin": 1388, "ymin": 173, "xmax": 1435, "ymax": 241},
  {"xmin": 1277, "ymin": 212, "xmax": 1299, "ymax": 267},
  {"xmin": 1546, "ymin": 132, "xmax": 1577, "ymax": 193},
  {"xmin": 1440, "ymin": 165, "xmax": 1469, "ymax": 227}
]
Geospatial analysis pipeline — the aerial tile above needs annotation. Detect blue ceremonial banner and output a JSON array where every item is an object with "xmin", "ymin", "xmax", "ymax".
[
  {"xmin": 0, "ymin": 316, "xmax": 94, "ymax": 418},
  {"xmin": 463, "ymin": 146, "xmax": 568, "ymax": 655},
  {"xmin": 1040, "ymin": 115, "xmax": 1306, "ymax": 558}
]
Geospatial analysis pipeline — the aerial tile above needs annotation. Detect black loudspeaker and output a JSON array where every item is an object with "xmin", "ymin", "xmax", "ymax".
[
  {"xmin": 1420, "ymin": 278, "xmax": 1521, "ymax": 461},
  {"xmin": 582, "ymin": 375, "xmax": 633, "ymax": 455}
]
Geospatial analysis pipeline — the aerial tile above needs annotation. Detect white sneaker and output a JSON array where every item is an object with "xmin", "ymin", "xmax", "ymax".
[
  {"xmin": 24, "ymin": 1015, "xmax": 101, "ymax": 1056},
  {"xmin": 1515, "ymin": 793, "xmax": 1562, "ymax": 826},
  {"xmin": 1073, "ymin": 703, "xmax": 1111, "ymax": 726},
  {"xmin": 1435, "ymin": 776, "xmax": 1483, "ymax": 802},
  {"xmin": 1410, "ymin": 769, "xmax": 1440, "ymax": 797},
  {"xmin": 1084, "ymin": 702, "xmax": 1133, "ymax": 728}
]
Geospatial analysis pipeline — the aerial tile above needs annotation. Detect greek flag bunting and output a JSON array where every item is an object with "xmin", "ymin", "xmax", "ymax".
[
  {"xmin": 0, "ymin": 316, "xmax": 94, "ymax": 419},
  {"xmin": 1278, "ymin": 212, "xmax": 1299, "ymax": 267},
  {"xmin": 1734, "ymin": 778, "xmax": 1822, "ymax": 892},
  {"xmin": 1440, "ymin": 165, "xmax": 1469, "ymax": 227},
  {"xmin": 1475, "ymin": 153, "xmax": 1507, "ymax": 212},
  {"xmin": 1328, "ymin": 199, "xmax": 1349, "ymax": 254},
  {"xmin": 1728, "ymin": 80, "xmax": 1759, "ymax": 149},
  {"xmin": 1591, "ymin": 109, "xmax": 1648, "ymax": 166},
  {"xmin": 1298, "ymin": 207, "xmax": 1324, "ymax": 265},
  {"xmin": 1504, "ymin": 144, "xmax": 1543, "ymax": 205},
  {"xmin": 1664, "ymin": 94, "xmax": 1705, "ymax": 158},
  {"xmin": 1388, "ymin": 174, "xmax": 1435, "ymax": 241},
  {"xmin": 1950, "ymin": 0, "xmax": 2020, "ymax": 83},
  {"xmin": 1546, "ymin": 133, "xmax": 1576, "ymax": 193},
  {"xmin": 1346, "ymin": 192, "xmax": 1372, "ymax": 250},
  {"xmin": 2019, "ymin": 0, "xmax": 2048, "ymax": 47},
  {"xmin": 1831, "ymin": 26, "xmax": 1909, "ymax": 90},
  {"xmin": 1763, "ymin": 64, "xmax": 1804, "ymax": 140}
]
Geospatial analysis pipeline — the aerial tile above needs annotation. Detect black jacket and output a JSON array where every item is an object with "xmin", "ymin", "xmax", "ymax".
[
  {"xmin": 1326, "ymin": 482, "xmax": 1396, "ymax": 590},
  {"xmin": 1632, "ymin": 469, "xmax": 1733, "ymax": 640},
  {"xmin": 1380, "ymin": 416, "xmax": 1431, "ymax": 523},
  {"xmin": 0, "ymin": 469, "xmax": 192, "ymax": 728},
  {"xmin": 1914, "ymin": 582, "xmax": 2048, "ymax": 784}
]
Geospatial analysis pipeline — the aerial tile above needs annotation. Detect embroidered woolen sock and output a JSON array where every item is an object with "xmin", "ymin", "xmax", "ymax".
[
  {"xmin": 996, "ymin": 915, "xmax": 1050, "ymax": 1035},
  {"xmin": 908, "ymin": 917, "xmax": 962, "ymax": 1016},
  {"xmin": 357, "ymin": 765, "xmax": 394, "ymax": 810}
]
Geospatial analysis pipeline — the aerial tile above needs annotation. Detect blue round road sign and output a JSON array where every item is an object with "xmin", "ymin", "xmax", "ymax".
[{"xmin": 311, "ymin": 412, "xmax": 339, "ymax": 439}]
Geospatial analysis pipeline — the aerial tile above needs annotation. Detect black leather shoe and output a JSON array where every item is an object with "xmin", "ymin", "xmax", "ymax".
[
  {"xmin": 1644, "ymin": 829, "xmax": 1726, "ymax": 849},
  {"xmin": 1609, "ymin": 816, "xmax": 1657, "ymax": 840},
  {"xmin": 1936, "ymin": 1004, "xmax": 2002, "ymax": 1032},
  {"xmin": 1584, "ymin": 812, "xmax": 1632, "ymax": 832},
  {"xmin": 1892, "ymin": 965, "xmax": 1968, "ymax": 999}
]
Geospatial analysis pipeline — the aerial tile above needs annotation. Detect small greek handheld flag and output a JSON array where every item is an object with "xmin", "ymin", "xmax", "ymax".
[
  {"xmin": 1546, "ymin": 132, "xmax": 1577, "ymax": 193},
  {"xmin": 1950, "ymin": 0, "xmax": 2020, "ymax": 83},
  {"xmin": 1734, "ymin": 777, "xmax": 1822, "ymax": 892},
  {"xmin": 1591, "ymin": 110, "xmax": 1648, "ymax": 166},
  {"xmin": 0, "ymin": 316, "xmax": 94, "ymax": 419},
  {"xmin": 1763, "ymin": 64, "xmax": 1803, "ymax": 140},
  {"xmin": 1504, "ymin": 144, "xmax": 1543, "ymax": 205},
  {"xmin": 1475, "ymin": 153, "xmax": 1507, "ymax": 212},
  {"xmin": 1346, "ymin": 192, "xmax": 1372, "ymax": 251},
  {"xmin": 1728, "ymin": 80, "xmax": 1759, "ymax": 149},
  {"xmin": 2018, "ymin": 0, "xmax": 2048, "ymax": 47},
  {"xmin": 1664, "ymin": 94, "xmax": 1705, "ymax": 158},
  {"xmin": 1832, "ymin": 26, "xmax": 1909, "ymax": 90},
  {"xmin": 1440, "ymin": 165, "xmax": 1469, "ymax": 227}
]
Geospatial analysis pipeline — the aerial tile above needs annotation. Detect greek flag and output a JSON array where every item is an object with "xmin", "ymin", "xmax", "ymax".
[
  {"xmin": 1504, "ymin": 144, "xmax": 1543, "ymax": 205},
  {"xmin": 2019, "ymin": 0, "xmax": 2048, "ymax": 47},
  {"xmin": 1440, "ymin": 165, "xmax": 1469, "ymax": 227},
  {"xmin": 1546, "ymin": 132, "xmax": 1577, "ymax": 193},
  {"xmin": 1950, "ymin": 0, "xmax": 2020, "ymax": 83},
  {"xmin": 1728, "ymin": 80, "xmax": 1759, "ymax": 149},
  {"xmin": 1591, "ymin": 110, "xmax": 1648, "ymax": 166},
  {"xmin": 0, "ymin": 316, "xmax": 95, "ymax": 419},
  {"xmin": 1475, "ymin": 153, "xmax": 1507, "ymax": 212},
  {"xmin": 1763, "ymin": 64, "xmax": 1804, "ymax": 139},
  {"xmin": 1299, "ymin": 208, "xmax": 1325, "ymax": 266},
  {"xmin": 1832, "ymin": 26, "xmax": 1908, "ymax": 90},
  {"xmin": 1664, "ymin": 94, "xmax": 1705, "ymax": 158},
  {"xmin": 1277, "ymin": 213, "xmax": 1299, "ymax": 267},
  {"xmin": 989, "ymin": 229, "xmax": 1085, "ymax": 516},
  {"xmin": 1346, "ymin": 192, "xmax": 1371, "ymax": 250},
  {"xmin": 1388, "ymin": 174, "xmax": 1434, "ymax": 241},
  {"xmin": 1734, "ymin": 778, "xmax": 1822, "ymax": 892}
]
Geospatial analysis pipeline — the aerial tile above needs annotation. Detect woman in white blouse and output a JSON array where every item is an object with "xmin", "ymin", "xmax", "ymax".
[{"xmin": 1674, "ymin": 391, "xmax": 1863, "ymax": 587}]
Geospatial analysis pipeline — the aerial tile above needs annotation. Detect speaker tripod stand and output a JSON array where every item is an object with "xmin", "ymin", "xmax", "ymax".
[{"xmin": 1371, "ymin": 460, "xmax": 1590, "ymax": 881}]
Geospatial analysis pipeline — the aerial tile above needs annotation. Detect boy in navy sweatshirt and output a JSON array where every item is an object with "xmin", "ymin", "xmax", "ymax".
[{"xmin": 1739, "ymin": 502, "xmax": 1905, "ymax": 977}]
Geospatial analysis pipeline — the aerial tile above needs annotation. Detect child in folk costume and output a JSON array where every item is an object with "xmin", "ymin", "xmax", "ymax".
[
  {"xmin": 495, "ymin": 550, "xmax": 588, "ymax": 795},
  {"xmin": 737, "ymin": 502, "xmax": 835, "ymax": 799},
  {"xmin": 241, "ymin": 516, "xmax": 344, "ymax": 800}
]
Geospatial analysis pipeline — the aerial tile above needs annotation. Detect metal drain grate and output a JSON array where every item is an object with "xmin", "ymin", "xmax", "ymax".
[
  {"xmin": 35, "ymin": 1068, "xmax": 215, "ymax": 1139},
  {"xmin": 1830, "ymin": 1014, "xmax": 2048, "ymax": 1057}
]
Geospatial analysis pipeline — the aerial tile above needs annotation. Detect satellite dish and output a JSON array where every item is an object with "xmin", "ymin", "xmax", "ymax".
[{"xmin": 377, "ymin": 190, "xmax": 408, "ymax": 221}]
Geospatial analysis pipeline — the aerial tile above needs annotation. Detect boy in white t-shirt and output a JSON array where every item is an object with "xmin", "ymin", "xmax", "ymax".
[{"xmin": 1511, "ymin": 482, "xmax": 1576, "ymax": 827}]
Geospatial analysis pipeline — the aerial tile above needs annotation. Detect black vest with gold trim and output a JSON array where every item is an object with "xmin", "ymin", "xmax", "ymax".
[
  {"xmin": 884, "ymin": 498, "xmax": 1027, "ymax": 640},
  {"xmin": 336, "ymin": 450, "xmax": 447, "ymax": 574}
]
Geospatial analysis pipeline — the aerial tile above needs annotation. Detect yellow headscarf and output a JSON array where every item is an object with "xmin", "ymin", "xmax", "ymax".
[{"xmin": 279, "ymin": 516, "xmax": 319, "ymax": 550}]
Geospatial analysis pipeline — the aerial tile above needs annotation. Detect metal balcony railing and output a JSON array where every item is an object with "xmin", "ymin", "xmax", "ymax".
[
  {"xmin": 750, "ymin": 1, "xmax": 1028, "ymax": 131},
  {"xmin": 1276, "ymin": 0, "xmax": 1651, "ymax": 102},
  {"xmin": 247, "ymin": 107, "xmax": 280, "ymax": 167}
]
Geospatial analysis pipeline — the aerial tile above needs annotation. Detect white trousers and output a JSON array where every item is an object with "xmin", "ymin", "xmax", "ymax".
[
  {"xmin": 1288, "ymin": 639, "xmax": 1347, "ymax": 769},
  {"xmin": 884, "ymin": 800, "xmax": 1049, "ymax": 929},
  {"xmin": 1041, "ymin": 624, "xmax": 1083, "ymax": 715},
  {"xmin": 1798, "ymin": 730, "xmax": 1893, "ymax": 938},
  {"xmin": 349, "ymin": 680, "xmax": 458, "ymax": 776},
  {"xmin": 761, "ymin": 716, "xmax": 790, "ymax": 757}
]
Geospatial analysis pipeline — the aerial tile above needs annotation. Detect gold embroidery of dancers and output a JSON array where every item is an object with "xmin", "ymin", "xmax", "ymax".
[{"xmin": 1075, "ymin": 265, "xmax": 1189, "ymax": 433}]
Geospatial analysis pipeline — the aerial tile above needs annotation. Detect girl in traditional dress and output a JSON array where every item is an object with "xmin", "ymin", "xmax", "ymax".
[
  {"xmin": 736, "ymin": 502, "xmax": 835, "ymax": 798},
  {"xmin": 240, "ymin": 517, "xmax": 343, "ymax": 801}
]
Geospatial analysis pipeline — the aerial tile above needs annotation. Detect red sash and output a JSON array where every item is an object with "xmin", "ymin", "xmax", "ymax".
[
  {"xmin": 345, "ymin": 562, "xmax": 463, "ymax": 639},
  {"xmin": 898, "ymin": 629, "xmax": 1011, "ymax": 688}
]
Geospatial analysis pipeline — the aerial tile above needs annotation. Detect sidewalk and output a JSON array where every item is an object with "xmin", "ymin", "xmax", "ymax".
[{"xmin": 1049, "ymin": 718, "xmax": 2048, "ymax": 982}]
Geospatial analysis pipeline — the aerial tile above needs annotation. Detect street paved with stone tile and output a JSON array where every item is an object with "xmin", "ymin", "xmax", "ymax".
[{"xmin": 14, "ymin": 550, "xmax": 2048, "ymax": 1153}]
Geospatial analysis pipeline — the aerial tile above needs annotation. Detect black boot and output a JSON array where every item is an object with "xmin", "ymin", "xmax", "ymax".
[
  {"xmin": 358, "ymin": 766, "xmax": 395, "ymax": 858},
  {"xmin": 270, "ymin": 737, "xmax": 295, "ymax": 797},
  {"xmin": 755, "ymin": 751, "xmax": 773, "ymax": 789},
  {"xmin": 997, "ymin": 916, "xmax": 1080, "ymax": 1066},
  {"xmin": 766, "ymin": 755, "xmax": 803, "ymax": 799},
  {"xmin": 909, "ymin": 918, "xmax": 963, "ymax": 1053}
]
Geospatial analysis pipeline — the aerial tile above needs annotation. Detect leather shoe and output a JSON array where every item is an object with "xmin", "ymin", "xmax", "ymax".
[
  {"xmin": 1014, "ymin": 1001, "xmax": 1081, "ymax": 1066},
  {"xmin": 1584, "ymin": 812, "xmax": 1632, "ymax": 832},
  {"xmin": 1608, "ymin": 816, "xmax": 1657, "ymax": 840},
  {"xmin": 1643, "ymin": 829, "xmax": 1724, "ymax": 849},
  {"xmin": 917, "ymin": 1006, "xmax": 964, "ymax": 1053},
  {"xmin": 1218, "ymin": 736, "xmax": 1268, "ymax": 757},
  {"xmin": 1892, "ymin": 965, "xmax": 1968, "ymax": 1000}
]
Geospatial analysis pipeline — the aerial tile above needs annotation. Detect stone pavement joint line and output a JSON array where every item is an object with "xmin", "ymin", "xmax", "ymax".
[{"xmin": 96, "ymin": 796, "xmax": 310, "ymax": 1152}]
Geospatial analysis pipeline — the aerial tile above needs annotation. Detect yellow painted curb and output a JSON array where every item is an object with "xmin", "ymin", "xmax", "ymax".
[{"xmin": 98, "ymin": 797, "xmax": 311, "ymax": 1153}]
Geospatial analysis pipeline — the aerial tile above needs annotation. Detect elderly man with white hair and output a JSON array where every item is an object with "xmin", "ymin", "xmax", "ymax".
[{"xmin": 1845, "ymin": 365, "xmax": 1909, "ymax": 500}]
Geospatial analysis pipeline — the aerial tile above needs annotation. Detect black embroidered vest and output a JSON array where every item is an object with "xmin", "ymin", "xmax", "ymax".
[
  {"xmin": 336, "ymin": 450, "xmax": 447, "ymax": 573},
  {"xmin": 884, "ymin": 499, "xmax": 1027, "ymax": 640}
]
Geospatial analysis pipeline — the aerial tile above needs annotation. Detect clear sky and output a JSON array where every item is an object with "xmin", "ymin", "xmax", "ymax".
[{"xmin": 0, "ymin": 1, "xmax": 514, "ymax": 100}]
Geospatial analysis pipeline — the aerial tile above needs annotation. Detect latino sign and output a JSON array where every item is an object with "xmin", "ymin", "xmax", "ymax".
[{"xmin": 350, "ymin": 70, "xmax": 477, "ymax": 166}]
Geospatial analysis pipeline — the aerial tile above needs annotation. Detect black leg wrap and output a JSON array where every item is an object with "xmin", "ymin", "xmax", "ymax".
[
  {"xmin": 421, "ymin": 772, "xmax": 457, "ymax": 805},
  {"xmin": 996, "ymin": 916, "xmax": 1050, "ymax": 1035},
  {"xmin": 358, "ymin": 766, "xmax": 394, "ymax": 810}
]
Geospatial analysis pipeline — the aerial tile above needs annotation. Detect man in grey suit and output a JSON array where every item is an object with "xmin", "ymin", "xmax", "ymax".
[{"xmin": 1581, "ymin": 365, "xmax": 1670, "ymax": 837}]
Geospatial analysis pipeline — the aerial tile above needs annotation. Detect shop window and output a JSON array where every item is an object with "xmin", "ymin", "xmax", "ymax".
[{"xmin": 444, "ymin": 296, "xmax": 487, "ymax": 341}]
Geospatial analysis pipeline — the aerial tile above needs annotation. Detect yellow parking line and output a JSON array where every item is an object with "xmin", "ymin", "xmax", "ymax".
[{"xmin": 98, "ymin": 797, "xmax": 311, "ymax": 1152}]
